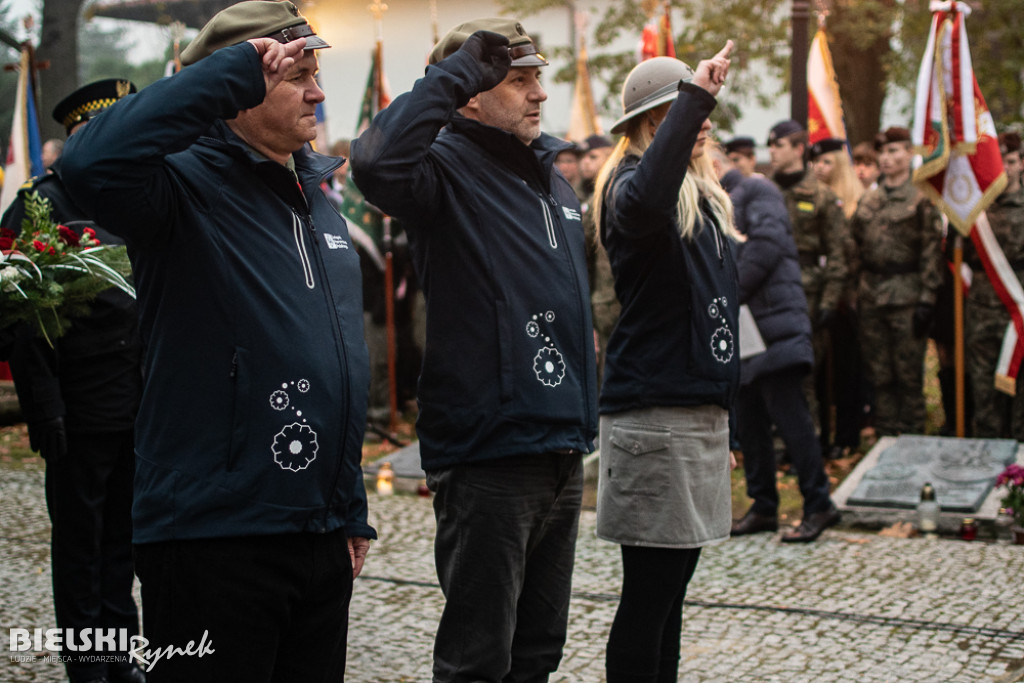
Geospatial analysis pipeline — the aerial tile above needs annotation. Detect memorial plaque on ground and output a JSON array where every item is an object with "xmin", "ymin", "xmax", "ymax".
[{"xmin": 847, "ymin": 436, "xmax": 1017, "ymax": 512}]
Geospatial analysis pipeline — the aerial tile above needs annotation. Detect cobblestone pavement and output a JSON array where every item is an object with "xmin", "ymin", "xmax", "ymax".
[{"xmin": 3, "ymin": 457, "xmax": 1023, "ymax": 683}]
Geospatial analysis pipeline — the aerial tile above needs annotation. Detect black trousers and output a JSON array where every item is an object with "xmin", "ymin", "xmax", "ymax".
[
  {"xmin": 45, "ymin": 429, "xmax": 140, "ymax": 683},
  {"xmin": 605, "ymin": 545, "xmax": 703, "ymax": 683},
  {"xmin": 426, "ymin": 452, "xmax": 583, "ymax": 683},
  {"xmin": 133, "ymin": 528, "xmax": 352, "ymax": 683},
  {"xmin": 736, "ymin": 367, "xmax": 833, "ymax": 516}
]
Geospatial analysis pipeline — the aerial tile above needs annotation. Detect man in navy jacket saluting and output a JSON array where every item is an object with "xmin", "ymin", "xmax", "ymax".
[
  {"xmin": 59, "ymin": 2, "xmax": 374, "ymax": 680},
  {"xmin": 351, "ymin": 18, "xmax": 597, "ymax": 683}
]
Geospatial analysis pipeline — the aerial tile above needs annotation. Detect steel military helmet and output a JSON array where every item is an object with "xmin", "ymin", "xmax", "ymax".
[{"xmin": 610, "ymin": 57, "xmax": 694, "ymax": 135}]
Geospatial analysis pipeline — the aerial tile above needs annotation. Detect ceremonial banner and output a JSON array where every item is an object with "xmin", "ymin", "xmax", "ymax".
[
  {"xmin": 806, "ymin": 26, "xmax": 846, "ymax": 145},
  {"xmin": 911, "ymin": 1, "xmax": 1019, "ymax": 392},
  {"xmin": 912, "ymin": 2, "xmax": 1005, "ymax": 235},
  {"xmin": 341, "ymin": 49, "xmax": 391, "ymax": 244},
  {"xmin": 1, "ymin": 48, "xmax": 44, "ymax": 215},
  {"xmin": 567, "ymin": 13, "xmax": 602, "ymax": 142}
]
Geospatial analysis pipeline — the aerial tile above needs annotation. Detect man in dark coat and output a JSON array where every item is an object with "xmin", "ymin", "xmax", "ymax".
[
  {"xmin": 2, "ymin": 79, "xmax": 146, "ymax": 683},
  {"xmin": 714, "ymin": 150, "xmax": 839, "ymax": 543},
  {"xmin": 59, "ymin": 3, "xmax": 374, "ymax": 680},
  {"xmin": 351, "ymin": 18, "xmax": 597, "ymax": 682}
]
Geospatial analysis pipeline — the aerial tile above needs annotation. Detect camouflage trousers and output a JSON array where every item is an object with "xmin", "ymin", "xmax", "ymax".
[
  {"xmin": 859, "ymin": 304, "xmax": 927, "ymax": 436},
  {"xmin": 965, "ymin": 303, "xmax": 1024, "ymax": 439}
]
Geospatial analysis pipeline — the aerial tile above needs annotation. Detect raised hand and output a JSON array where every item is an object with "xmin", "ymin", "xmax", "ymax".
[
  {"xmin": 459, "ymin": 30, "xmax": 512, "ymax": 93},
  {"xmin": 248, "ymin": 37, "xmax": 307, "ymax": 94},
  {"xmin": 691, "ymin": 40, "xmax": 734, "ymax": 97}
]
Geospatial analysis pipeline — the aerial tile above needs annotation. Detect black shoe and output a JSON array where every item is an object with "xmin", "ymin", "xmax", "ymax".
[
  {"xmin": 110, "ymin": 665, "xmax": 146, "ymax": 683},
  {"xmin": 731, "ymin": 509, "xmax": 778, "ymax": 536},
  {"xmin": 782, "ymin": 507, "xmax": 841, "ymax": 543}
]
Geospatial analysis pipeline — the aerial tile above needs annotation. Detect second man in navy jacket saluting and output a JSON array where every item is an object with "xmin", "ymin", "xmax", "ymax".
[{"xmin": 351, "ymin": 17, "xmax": 598, "ymax": 683}]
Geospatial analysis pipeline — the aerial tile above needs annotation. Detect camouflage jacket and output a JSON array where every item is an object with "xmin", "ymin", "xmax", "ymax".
[
  {"xmin": 848, "ymin": 177, "xmax": 944, "ymax": 308},
  {"xmin": 964, "ymin": 187, "xmax": 1024, "ymax": 309},
  {"xmin": 776, "ymin": 168, "xmax": 848, "ymax": 315}
]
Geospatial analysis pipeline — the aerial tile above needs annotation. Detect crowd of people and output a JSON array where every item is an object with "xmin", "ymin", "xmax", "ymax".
[{"xmin": 2, "ymin": 2, "xmax": 1023, "ymax": 682}]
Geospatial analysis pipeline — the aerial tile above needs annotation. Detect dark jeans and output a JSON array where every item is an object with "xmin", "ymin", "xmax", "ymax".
[
  {"xmin": 133, "ymin": 528, "xmax": 352, "ymax": 683},
  {"xmin": 605, "ymin": 545, "xmax": 702, "ymax": 683},
  {"xmin": 45, "ymin": 430, "xmax": 139, "ymax": 683},
  {"xmin": 426, "ymin": 452, "xmax": 583, "ymax": 683},
  {"xmin": 737, "ymin": 367, "xmax": 833, "ymax": 516}
]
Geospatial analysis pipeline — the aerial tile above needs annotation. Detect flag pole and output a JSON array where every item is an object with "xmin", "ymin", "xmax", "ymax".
[
  {"xmin": 953, "ymin": 234, "xmax": 965, "ymax": 437},
  {"xmin": 369, "ymin": 0, "xmax": 399, "ymax": 432}
]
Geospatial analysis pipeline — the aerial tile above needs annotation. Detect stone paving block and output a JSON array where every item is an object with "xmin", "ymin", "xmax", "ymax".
[{"xmin": 4, "ymin": 460, "xmax": 1024, "ymax": 683}]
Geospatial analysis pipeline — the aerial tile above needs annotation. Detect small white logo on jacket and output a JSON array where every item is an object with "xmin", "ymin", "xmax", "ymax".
[
  {"xmin": 562, "ymin": 207, "xmax": 581, "ymax": 221},
  {"xmin": 323, "ymin": 234, "xmax": 349, "ymax": 250}
]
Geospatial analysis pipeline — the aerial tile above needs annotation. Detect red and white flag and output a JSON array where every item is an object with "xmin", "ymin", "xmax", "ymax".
[
  {"xmin": 807, "ymin": 26, "xmax": 846, "ymax": 145},
  {"xmin": 638, "ymin": 1, "xmax": 675, "ymax": 62},
  {"xmin": 911, "ymin": 1, "xmax": 1019, "ymax": 392}
]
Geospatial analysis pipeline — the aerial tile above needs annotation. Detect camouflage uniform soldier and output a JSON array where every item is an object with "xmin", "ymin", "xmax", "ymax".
[
  {"xmin": 849, "ymin": 127, "xmax": 944, "ymax": 435},
  {"xmin": 964, "ymin": 132, "xmax": 1024, "ymax": 438},
  {"xmin": 768, "ymin": 120, "xmax": 848, "ymax": 445}
]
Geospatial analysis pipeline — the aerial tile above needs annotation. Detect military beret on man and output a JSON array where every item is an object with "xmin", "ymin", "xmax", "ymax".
[
  {"xmin": 429, "ymin": 18, "xmax": 547, "ymax": 67},
  {"xmin": 52, "ymin": 78, "xmax": 137, "ymax": 136},
  {"xmin": 767, "ymin": 119, "xmax": 805, "ymax": 145},
  {"xmin": 999, "ymin": 131, "xmax": 1022, "ymax": 156},
  {"xmin": 580, "ymin": 134, "xmax": 612, "ymax": 153},
  {"xmin": 724, "ymin": 136, "xmax": 756, "ymax": 155},
  {"xmin": 873, "ymin": 126, "xmax": 911, "ymax": 151},
  {"xmin": 808, "ymin": 137, "xmax": 846, "ymax": 161},
  {"xmin": 180, "ymin": 0, "xmax": 329, "ymax": 66}
]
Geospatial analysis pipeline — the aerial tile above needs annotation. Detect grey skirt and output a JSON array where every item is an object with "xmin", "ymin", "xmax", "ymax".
[{"xmin": 596, "ymin": 404, "xmax": 731, "ymax": 549}]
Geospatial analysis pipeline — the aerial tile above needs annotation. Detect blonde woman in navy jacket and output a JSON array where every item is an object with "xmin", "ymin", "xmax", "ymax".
[{"xmin": 593, "ymin": 43, "xmax": 737, "ymax": 683}]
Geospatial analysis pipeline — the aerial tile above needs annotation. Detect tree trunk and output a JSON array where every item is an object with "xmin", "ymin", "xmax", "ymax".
[
  {"xmin": 828, "ymin": 0, "xmax": 894, "ymax": 145},
  {"xmin": 36, "ymin": 0, "xmax": 86, "ymax": 141}
]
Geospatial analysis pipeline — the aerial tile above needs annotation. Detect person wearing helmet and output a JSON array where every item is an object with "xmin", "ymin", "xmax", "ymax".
[{"xmin": 592, "ymin": 43, "xmax": 737, "ymax": 682}]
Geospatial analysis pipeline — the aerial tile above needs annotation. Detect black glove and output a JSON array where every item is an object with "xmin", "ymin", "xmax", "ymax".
[
  {"xmin": 815, "ymin": 308, "xmax": 837, "ymax": 330},
  {"xmin": 912, "ymin": 304, "xmax": 934, "ymax": 338},
  {"xmin": 29, "ymin": 416, "xmax": 67, "ymax": 461},
  {"xmin": 459, "ymin": 30, "xmax": 512, "ymax": 94}
]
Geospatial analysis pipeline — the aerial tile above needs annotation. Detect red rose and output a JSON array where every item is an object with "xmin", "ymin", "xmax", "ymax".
[
  {"xmin": 57, "ymin": 225, "xmax": 80, "ymax": 247},
  {"xmin": 33, "ymin": 239, "xmax": 47, "ymax": 252},
  {"xmin": 81, "ymin": 227, "xmax": 100, "ymax": 245},
  {"xmin": 0, "ymin": 237, "xmax": 12, "ymax": 251}
]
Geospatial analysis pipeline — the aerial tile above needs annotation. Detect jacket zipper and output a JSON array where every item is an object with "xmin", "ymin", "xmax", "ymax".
[
  {"xmin": 541, "ymin": 188, "xmax": 594, "ymax": 432},
  {"xmin": 292, "ymin": 211, "xmax": 316, "ymax": 289},
  {"xmin": 301, "ymin": 202, "xmax": 353, "ymax": 532},
  {"xmin": 538, "ymin": 194, "xmax": 558, "ymax": 249}
]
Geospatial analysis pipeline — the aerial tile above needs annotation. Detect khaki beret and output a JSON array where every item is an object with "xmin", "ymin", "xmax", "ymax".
[
  {"xmin": 767, "ymin": 119, "xmax": 805, "ymax": 146},
  {"xmin": 873, "ymin": 126, "xmax": 911, "ymax": 151},
  {"xmin": 428, "ymin": 17, "xmax": 547, "ymax": 67},
  {"xmin": 181, "ymin": 1, "xmax": 329, "ymax": 66}
]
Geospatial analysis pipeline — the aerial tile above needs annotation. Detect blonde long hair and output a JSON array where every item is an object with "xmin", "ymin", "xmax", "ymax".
[
  {"xmin": 593, "ymin": 105, "xmax": 737, "ymax": 243},
  {"xmin": 816, "ymin": 149, "xmax": 863, "ymax": 219}
]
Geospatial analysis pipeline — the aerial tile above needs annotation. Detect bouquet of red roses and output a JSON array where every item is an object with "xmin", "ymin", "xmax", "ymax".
[{"xmin": 0, "ymin": 191, "xmax": 134, "ymax": 345}]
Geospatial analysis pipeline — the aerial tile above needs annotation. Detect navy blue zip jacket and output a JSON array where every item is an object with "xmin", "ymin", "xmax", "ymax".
[
  {"xmin": 722, "ymin": 169, "xmax": 813, "ymax": 385},
  {"xmin": 600, "ymin": 84, "xmax": 740, "ymax": 413},
  {"xmin": 59, "ymin": 44, "xmax": 375, "ymax": 544},
  {"xmin": 350, "ymin": 47, "xmax": 597, "ymax": 470}
]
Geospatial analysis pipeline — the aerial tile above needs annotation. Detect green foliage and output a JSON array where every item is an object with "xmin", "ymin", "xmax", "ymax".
[
  {"xmin": 79, "ymin": 21, "xmax": 170, "ymax": 90},
  {"xmin": 498, "ymin": 0, "xmax": 790, "ymax": 134},
  {"xmin": 893, "ymin": 0, "xmax": 1023, "ymax": 127},
  {"xmin": 498, "ymin": 0, "xmax": 1024, "ymax": 139}
]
